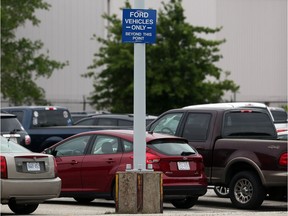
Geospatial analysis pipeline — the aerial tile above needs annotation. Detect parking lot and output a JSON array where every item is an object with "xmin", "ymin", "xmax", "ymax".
[{"xmin": 1, "ymin": 189, "xmax": 287, "ymax": 216}]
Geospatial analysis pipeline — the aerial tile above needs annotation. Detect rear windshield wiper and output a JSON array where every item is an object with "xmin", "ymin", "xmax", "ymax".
[{"xmin": 181, "ymin": 151, "xmax": 195, "ymax": 156}]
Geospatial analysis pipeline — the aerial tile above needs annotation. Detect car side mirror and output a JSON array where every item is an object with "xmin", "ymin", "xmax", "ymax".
[{"xmin": 43, "ymin": 148, "xmax": 57, "ymax": 156}]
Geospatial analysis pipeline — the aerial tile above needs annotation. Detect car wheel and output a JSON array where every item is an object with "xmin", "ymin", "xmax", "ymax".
[
  {"xmin": 214, "ymin": 186, "xmax": 229, "ymax": 198},
  {"xmin": 8, "ymin": 201, "xmax": 39, "ymax": 214},
  {"xmin": 170, "ymin": 196, "xmax": 198, "ymax": 209},
  {"xmin": 73, "ymin": 197, "xmax": 95, "ymax": 204},
  {"xmin": 229, "ymin": 171, "xmax": 266, "ymax": 209}
]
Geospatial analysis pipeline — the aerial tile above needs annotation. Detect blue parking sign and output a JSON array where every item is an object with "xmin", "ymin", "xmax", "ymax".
[{"xmin": 122, "ymin": 9, "xmax": 157, "ymax": 44}]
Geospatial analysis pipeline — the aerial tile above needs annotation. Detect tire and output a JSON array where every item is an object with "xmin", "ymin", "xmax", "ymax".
[
  {"xmin": 8, "ymin": 201, "xmax": 39, "ymax": 215},
  {"xmin": 112, "ymin": 183, "xmax": 116, "ymax": 201},
  {"xmin": 214, "ymin": 186, "xmax": 229, "ymax": 198},
  {"xmin": 170, "ymin": 196, "xmax": 198, "ymax": 209},
  {"xmin": 73, "ymin": 197, "xmax": 95, "ymax": 204},
  {"xmin": 229, "ymin": 171, "xmax": 266, "ymax": 209}
]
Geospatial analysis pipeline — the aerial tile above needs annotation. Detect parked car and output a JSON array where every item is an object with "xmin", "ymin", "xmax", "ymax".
[
  {"xmin": 278, "ymin": 130, "xmax": 288, "ymax": 140},
  {"xmin": 1, "ymin": 106, "xmax": 131, "ymax": 152},
  {"xmin": 268, "ymin": 107, "xmax": 288, "ymax": 133},
  {"xmin": 0, "ymin": 136, "xmax": 61, "ymax": 214},
  {"xmin": 70, "ymin": 111, "xmax": 103, "ymax": 123},
  {"xmin": 74, "ymin": 114, "xmax": 158, "ymax": 127},
  {"xmin": 0, "ymin": 112, "xmax": 31, "ymax": 147},
  {"xmin": 146, "ymin": 103, "xmax": 287, "ymax": 209},
  {"xmin": 43, "ymin": 129, "xmax": 207, "ymax": 209}
]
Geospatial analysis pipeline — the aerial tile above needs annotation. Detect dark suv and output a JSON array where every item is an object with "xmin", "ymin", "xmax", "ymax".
[{"xmin": 0, "ymin": 113, "xmax": 31, "ymax": 147}]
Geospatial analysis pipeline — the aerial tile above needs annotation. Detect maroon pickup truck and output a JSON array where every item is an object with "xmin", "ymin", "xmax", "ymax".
[{"xmin": 147, "ymin": 105, "xmax": 287, "ymax": 209}]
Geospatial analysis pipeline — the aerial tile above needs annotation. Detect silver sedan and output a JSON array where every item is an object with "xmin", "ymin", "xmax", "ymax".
[{"xmin": 0, "ymin": 136, "xmax": 61, "ymax": 214}]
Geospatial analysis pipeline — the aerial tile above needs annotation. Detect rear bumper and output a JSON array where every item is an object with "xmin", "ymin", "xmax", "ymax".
[
  {"xmin": 162, "ymin": 172, "xmax": 207, "ymax": 199},
  {"xmin": 1, "ymin": 177, "xmax": 61, "ymax": 204},
  {"xmin": 163, "ymin": 185, "xmax": 207, "ymax": 200},
  {"xmin": 262, "ymin": 170, "xmax": 288, "ymax": 187}
]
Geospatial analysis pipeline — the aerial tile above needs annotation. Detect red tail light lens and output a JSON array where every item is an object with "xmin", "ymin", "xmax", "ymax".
[
  {"xmin": 45, "ymin": 107, "xmax": 57, "ymax": 110},
  {"xmin": 130, "ymin": 152, "xmax": 160, "ymax": 164},
  {"xmin": 279, "ymin": 153, "xmax": 288, "ymax": 166},
  {"xmin": 146, "ymin": 152, "xmax": 160, "ymax": 164},
  {"xmin": 53, "ymin": 157, "xmax": 58, "ymax": 177},
  {"xmin": 240, "ymin": 110, "xmax": 252, "ymax": 113},
  {"xmin": 0, "ymin": 156, "xmax": 7, "ymax": 179},
  {"xmin": 277, "ymin": 128, "xmax": 287, "ymax": 133}
]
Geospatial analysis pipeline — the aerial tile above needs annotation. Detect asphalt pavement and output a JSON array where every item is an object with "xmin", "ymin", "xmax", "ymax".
[{"xmin": 1, "ymin": 189, "xmax": 287, "ymax": 216}]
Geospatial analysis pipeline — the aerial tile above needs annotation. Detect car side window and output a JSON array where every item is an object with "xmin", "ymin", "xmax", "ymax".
[
  {"xmin": 97, "ymin": 118, "xmax": 117, "ymax": 126},
  {"xmin": 118, "ymin": 119, "xmax": 133, "ymax": 126},
  {"xmin": 54, "ymin": 135, "xmax": 90, "ymax": 156},
  {"xmin": 91, "ymin": 135, "xmax": 120, "ymax": 154},
  {"xmin": 122, "ymin": 140, "xmax": 133, "ymax": 152},
  {"xmin": 149, "ymin": 113, "xmax": 183, "ymax": 136},
  {"xmin": 182, "ymin": 113, "xmax": 211, "ymax": 141},
  {"xmin": 76, "ymin": 118, "xmax": 95, "ymax": 125}
]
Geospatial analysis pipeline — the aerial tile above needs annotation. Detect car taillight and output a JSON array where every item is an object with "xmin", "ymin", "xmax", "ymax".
[
  {"xmin": 25, "ymin": 135, "xmax": 31, "ymax": 145},
  {"xmin": 129, "ymin": 152, "xmax": 160, "ymax": 165},
  {"xmin": 0, "ymin": 156, "xmax": 7, "ymax": 179},
  {"xmin": 53, "ymin": 157, "xmax": 58, "ymax": 177},
  {"xmin": 277, "ymin": 128, "xmax": 287, "ymax": 133},
  {"xmin": 146, "ymin": 152, "xmax": 160, "ymax": 164},
  {"xmin": 279, "ymin": 153, "xmax": 288, "ymax": 166},
  {"xmin": 240, "ymin": 110, "xmax": 253, "ymax": 113},
  {"xmin": 45, "ymin": 107, "xmax": 57, "ymax": 110}
]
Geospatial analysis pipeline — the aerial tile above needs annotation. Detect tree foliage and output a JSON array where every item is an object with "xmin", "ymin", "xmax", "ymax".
[
  {"xmin": 1, "ymin": 0, "xmax": 67, "ymax": 105},
  {"xmin": 84, "ymin": 0, "xmax": 239, "ymax": 115}
]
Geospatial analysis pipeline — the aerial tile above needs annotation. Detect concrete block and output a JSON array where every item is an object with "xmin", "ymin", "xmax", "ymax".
[{"xmin": 116, "ymin": 171, "xmax": 163, "ymax": 214}]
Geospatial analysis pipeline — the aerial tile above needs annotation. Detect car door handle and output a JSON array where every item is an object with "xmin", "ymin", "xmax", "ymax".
[
  {"xmin": 70, "ymin": 160, "xmax": 78, "ymax": 165},
  {"xmin": 106, "ymin": 158, "xmax": 115, "ymax": 163}
]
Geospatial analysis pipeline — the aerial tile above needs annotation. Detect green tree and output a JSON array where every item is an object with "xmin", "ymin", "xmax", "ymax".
[
  {"xmin": 84, "ymin": 0, "xmax": 239, "ymax": 115},
  {"xmin": 1, "ymin": 0, "xmax": 67, "ymax": 105}
]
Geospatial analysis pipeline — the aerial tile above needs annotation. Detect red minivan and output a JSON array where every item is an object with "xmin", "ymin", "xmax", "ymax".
[{"xmin": 43, "ymin": 130, "xmax": 207, "ymax": 209}]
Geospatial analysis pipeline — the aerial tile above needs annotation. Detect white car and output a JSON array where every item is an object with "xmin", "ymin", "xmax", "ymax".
[
  {"xmin": 0, "ymin": 136, "xmax": 61, "ymax": 214},
  {"xmin": 268, "ymin": 107, "xmax": 288, "ymax": 133},
  {"xmin": 278, "ymin": 130, "xmax": 288, "ymax": 140}
]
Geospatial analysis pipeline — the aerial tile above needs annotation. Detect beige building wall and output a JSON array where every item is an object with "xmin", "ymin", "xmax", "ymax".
[
  {"xmin": 4, "ymin": 0, "xmax": 287, "ymax": 111},
  {"xmin": 216, "ymin": 0, "xmax": 287, "ymax": 105}
]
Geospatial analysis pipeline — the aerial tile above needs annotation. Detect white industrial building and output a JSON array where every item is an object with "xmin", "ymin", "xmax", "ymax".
[{"xmin": 4, "ymin": 0, "xmax": 288, "ymax": 112}]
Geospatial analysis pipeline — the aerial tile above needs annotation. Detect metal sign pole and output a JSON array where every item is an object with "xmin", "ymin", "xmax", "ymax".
[
  {"xmin": 118, "ymin": 3, "xmax": 161, "ymax": 214},
  {"xmin": 133, "ymin": 0, "xmax": 146, "ymax": 171}
]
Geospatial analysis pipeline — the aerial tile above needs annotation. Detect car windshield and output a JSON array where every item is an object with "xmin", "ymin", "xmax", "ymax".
[
  {"xmin": 150, "ymin": 113, "xmax": 183, "ymax": 136},
  {"xmin": 31, "ymin": 110, "xmax": 72, "ymax": 128},
  {"xmin": 270, "ymin": 110, "xmax": 288, "ymax": 123},
  {"xmin": 148, "ymin": 139, "xmax": 196, "ymax": 156},
  {"xmin": 0, "ymin": 136, "xmax": 31, "ymax": 153},
  {"xmin": 222, "ymin": 111, "xmax": 277, "ymax": 138},
  {"xmin": 1, "ymin": 117, "xmax": 23, "ymax": 132}
]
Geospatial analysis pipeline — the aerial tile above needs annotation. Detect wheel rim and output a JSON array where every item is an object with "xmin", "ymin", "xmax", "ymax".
[
  {"xmin": 234, "ymin": 178, "xmax": 253, "ymax": 204},
  {"xmin": 215, "ymin": 186, "xmax": 229, "ymax": 195}
]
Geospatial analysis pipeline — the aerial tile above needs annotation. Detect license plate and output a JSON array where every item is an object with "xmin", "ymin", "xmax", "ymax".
[
  {"xmin": 177, "ymin": 162, "xmax": 190, "ymax": 170},
  {"xmin": 27, "ymin": 162, "xmax": 41, "ymax": 171}
]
